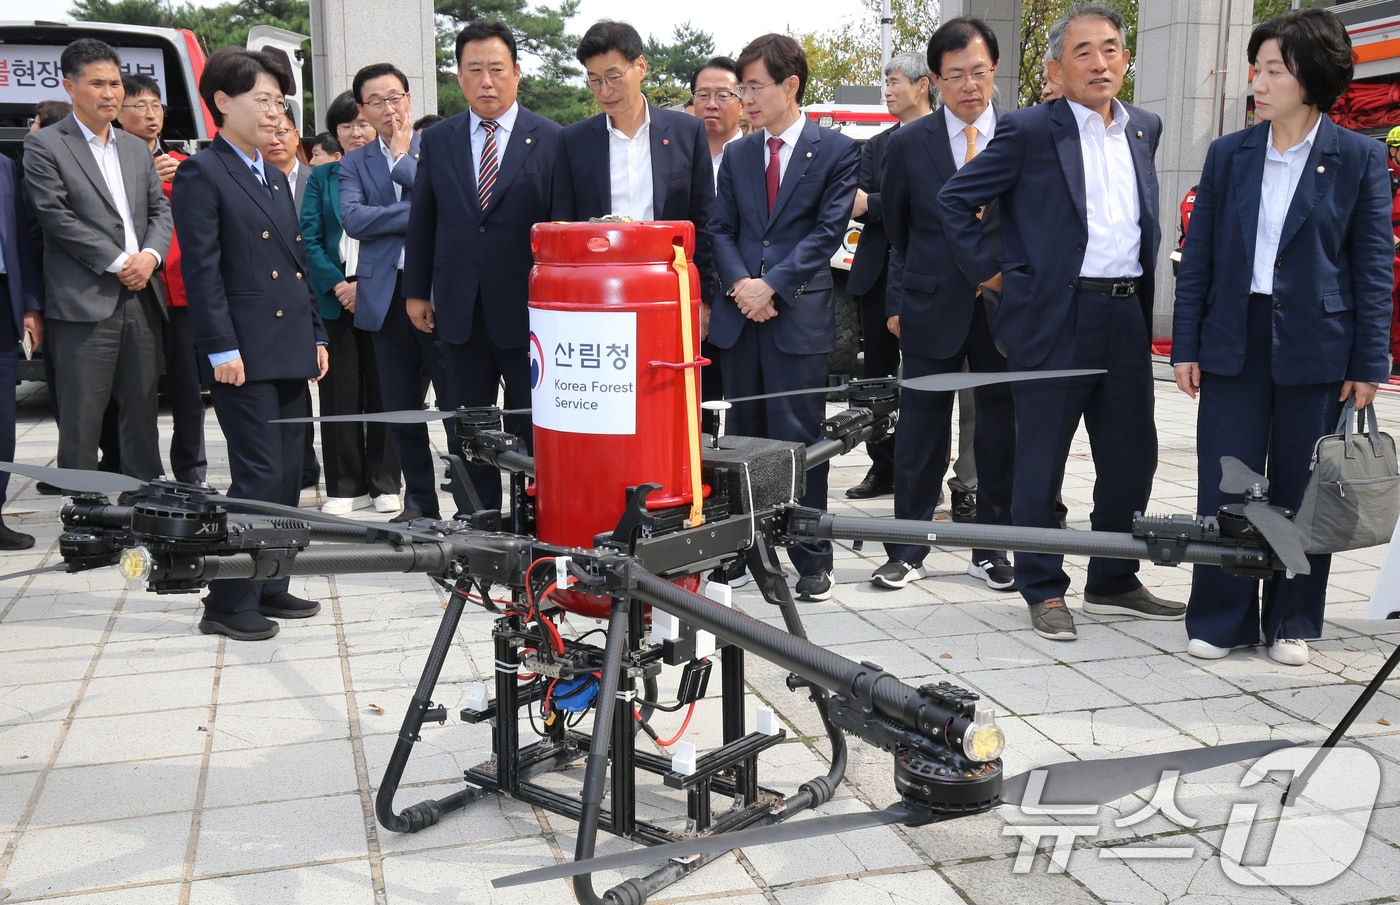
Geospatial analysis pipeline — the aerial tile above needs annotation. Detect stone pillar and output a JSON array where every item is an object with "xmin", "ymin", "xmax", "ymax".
[
  {"xmin": 939, "ymin": 0, "xmax": 1022, "ymax": 111},
  {"xmin": 1135, "ymin": 0, "xmax": 1255, "ymax": 340},
  {"xmin": 309, "ymin": 0, "xmax": 437, "ymax": 136}
]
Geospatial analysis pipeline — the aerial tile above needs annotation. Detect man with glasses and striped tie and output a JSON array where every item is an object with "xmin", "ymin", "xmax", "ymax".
[{"xmin": 403, "ymin": 22, "xmax": 566, "ymax": 515}]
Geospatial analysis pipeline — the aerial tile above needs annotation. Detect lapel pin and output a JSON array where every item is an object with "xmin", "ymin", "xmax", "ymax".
[
  {"xmin": 273, "ymin": 184, "xmax": 280, "ymax": 190},
  {"xmin": 662, "ymin": 138, "xmax": 670, "ymax": 146},
  {"xmin": 806, "ymin": 151, "xmax": 813, "ymax": 158},
  {"xmin": 1136, "ymin": 130, "xmax": 1143, "ymax": 138},
  {"xmin": 1316, "ymin": 165, "xmax": 1325, "ymax": 174}
]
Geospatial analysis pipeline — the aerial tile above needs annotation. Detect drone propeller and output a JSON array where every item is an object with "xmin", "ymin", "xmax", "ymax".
[
  {"xmin": 719, "ymin": 369, "xmax": 1107, "ymax": 407},
  {"xmin": 491, "ymin": 737, "xmax": 1295, "ymax": 889},
  {"xmin": 275, "ymin": 405, "xmax": 533, "ymax": 426},
  {"xmin": 0, "ymin": 563, "xmax": 75, "ymax": 583},
  {"xmin": 0, "ymin": 462, "xmax": 144, "ymax": 495},
  {"xmin": 1216, "ymin": 457, "xmax": 1310, "ymax": 576}
]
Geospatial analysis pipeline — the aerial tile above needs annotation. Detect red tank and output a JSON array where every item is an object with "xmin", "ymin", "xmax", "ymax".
[{"xmin": 528, "ymin": 221, "xmax": 706, "ymax": 617}]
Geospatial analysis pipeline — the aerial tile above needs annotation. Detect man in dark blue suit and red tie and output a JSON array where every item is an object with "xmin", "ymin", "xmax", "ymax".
[
  {"xmin": 939, "ymin": 2, "xmax": 1184, "ymax": 640},
  {"xmin": 708, "ymin": 33, "xmax": 859, "ymax": 601},
  {"xmin": 403, "ymin": 21, "xmax": 565, "ymax": 512},
  {"xmin": 0, "ymin": 153, "xmax": 43, "ymax": 549},
  {"xmin": 554, "ymin": 21, "xmax": 713, "ymax": 281}
]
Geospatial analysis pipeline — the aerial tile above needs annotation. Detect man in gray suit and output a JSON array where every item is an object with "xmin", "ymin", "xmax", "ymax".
[{"xmin": 23, "ymin": 38, "xmax": 172, "ymax": 479}]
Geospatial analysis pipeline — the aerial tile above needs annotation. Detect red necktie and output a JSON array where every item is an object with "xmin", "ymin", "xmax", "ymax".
[{"xmin": 766, "ymin": 136, "xmax": 782, "ymax": 213}]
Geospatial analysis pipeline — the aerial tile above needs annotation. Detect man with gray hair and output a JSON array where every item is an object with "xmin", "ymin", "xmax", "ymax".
[
  {"xmin": 938, "ymin": 2, "xmax": 1182, "ymax": 640},
  {"xmin": 844, "ymin": 50, "xmax": 933, "ymax": 502}
]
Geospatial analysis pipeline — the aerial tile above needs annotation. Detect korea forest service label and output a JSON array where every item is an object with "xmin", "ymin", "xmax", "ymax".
[{"xmin": 529, "ymin": 308, "xmax": 638, "ymax": 435}]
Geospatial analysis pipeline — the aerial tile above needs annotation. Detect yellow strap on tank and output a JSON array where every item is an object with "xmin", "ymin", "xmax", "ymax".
[{"xmin": 672, "ymin": 244, "xmax": 704, "ymax": 528}]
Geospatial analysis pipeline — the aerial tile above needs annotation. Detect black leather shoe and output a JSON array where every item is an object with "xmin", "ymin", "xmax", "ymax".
[
  {"xmin": 390, "ymin": 507, "xmax": 440, "ymax": 523},
  {"xmin": 199, "ymin": 609, "xmax": 279, "ymax": 641},
  {"xmin": 846, "ymin": 471, "xmax": 894, "ymax": 499},
  {"xmin": 258, "ymin": 591, "xmax": 321, "ymax": 619},
  {"xmin": 0, "ymin": 525, "xmax": 35, "ymax": 550},
  {"xmin": 950, "ymin": 490, "xmax": 977, "ymax": 522},
  {"xmin": 35, "ymin": 481, "xmax": 61, "ymax": 496}
]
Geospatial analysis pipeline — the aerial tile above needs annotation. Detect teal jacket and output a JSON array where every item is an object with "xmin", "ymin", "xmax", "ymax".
[{"xmin": 299, "ymin": 161, "xmax": 346, "ymax": 321}]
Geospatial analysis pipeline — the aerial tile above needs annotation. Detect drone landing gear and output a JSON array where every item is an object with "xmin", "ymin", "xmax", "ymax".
[{"xmin": 373, "ymin": 539, "xmax": 848, "ymax": 905}]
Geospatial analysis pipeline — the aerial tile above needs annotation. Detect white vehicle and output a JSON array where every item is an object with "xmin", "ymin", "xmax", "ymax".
[{"xmin": 805, "ymin": 102, "xmax": 897, "ymax": 377}]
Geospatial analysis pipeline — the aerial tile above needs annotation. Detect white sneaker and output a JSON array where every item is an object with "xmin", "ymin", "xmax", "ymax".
[
  {"xmin": 1186, "ymin": 638, "xmax": 1234, "ymax": 660},
  {"xmin": 372, "ymin": 494, "xmax": 402, "ymax": 514},
  {"xmin": 1268, "ymin": 638, "xmax": 1310, "ymax": 666},
  {"xmin": 322, "ymin": 495, "xmax": 371, "ymax": 515}
]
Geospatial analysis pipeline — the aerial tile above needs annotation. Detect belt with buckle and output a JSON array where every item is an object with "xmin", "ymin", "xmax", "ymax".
[{"xmin": 1074, "ymin": 277, "xmax": 1138, "ymax": 297}]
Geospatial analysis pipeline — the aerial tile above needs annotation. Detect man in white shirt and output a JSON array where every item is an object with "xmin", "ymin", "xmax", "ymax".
[
  {"xmin": 938, "ymin": 2, "xmax": 1183, "ymax": 640},
  {"xmin": 23, "ymin": 37, "xmax": 171, "ymax": 480}
]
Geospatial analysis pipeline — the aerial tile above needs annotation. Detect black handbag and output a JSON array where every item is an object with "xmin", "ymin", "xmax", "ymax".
[{"xmin": 1295, "ymin": 399, "xmax": 1400, "ymax": 555}]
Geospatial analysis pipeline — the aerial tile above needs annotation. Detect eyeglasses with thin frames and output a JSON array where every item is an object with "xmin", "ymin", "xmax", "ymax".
[
  {"xmin": 586, "ymin": 63, "xmax": 634, "ymax": 93},
  {"xmin": 693, "ymin": 90, "xmax": 738, "ymax": 104},
  {"xmin": 362, "ymin": 93, "xmax": 408, "ymax": 111},
  {"xmin": 251, "ymin": 95, "xmax": 288, "ymax": 113},
  {"xmin": 122, "ymin": 101, "xmax": 166, "ymax": 114},
  {"xmin": 937, "ymin": 68, "xmax": 993, "ymax": 86},
  {"xmin": 734, "ymin": 82, "xmax": 777, "ymax": 99}
]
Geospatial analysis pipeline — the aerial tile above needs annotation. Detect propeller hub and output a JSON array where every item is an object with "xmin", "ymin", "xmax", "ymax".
[
  {"xmin": 129, "ymin": 481, "xmax": 228, "ymax": 550},
  {"xmin": 893, "ymin": 745, "xmax": 1003, "ymax": 815}
]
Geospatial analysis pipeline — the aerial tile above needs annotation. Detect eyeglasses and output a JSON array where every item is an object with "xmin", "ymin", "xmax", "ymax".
[
  {"xmin": 734, "ymin": 82, "xmax": 777, "ymax": 99},
  {"xmin": 586, "ymin": 63, "xmax": 634, "ymax": 92},
  {"xmin": 273, "ymin": 128, "xmax": 296, "ymax": 140},
  {"xmin": 251, "ymin": 95, "xmax": 288, "ymax": 113},
  {"xmin": 362, "ymin": 93, "xmax": 408, "ymax": 111},
  {"xmin": 693, "ymin": 90, "xmax": 738, "ymax": 104},
  {"xmin": 25, "ymin": 117, "xmax": 38, "ymax": 128},
  {"xmin": 337, "ymin": 121, "xmax": 376, "ymax": 134},
  {"xmin": 122, "ymin": 101, "xmax": 166, "ymax": 114},
  {"xmin": 937, "ymin": 68, "xmax": 993, "ymax": 86}
]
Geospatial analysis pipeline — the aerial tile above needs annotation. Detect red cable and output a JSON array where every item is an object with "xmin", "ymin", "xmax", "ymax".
[{"xmin": 644, "ymin": 702, "xmax": 697, "ymax": 748}]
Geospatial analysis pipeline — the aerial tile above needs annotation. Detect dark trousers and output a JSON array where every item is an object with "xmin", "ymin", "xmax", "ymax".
[
  {"xmin": 369, "ymin": 275, "xmax": 460, "ymax": 515},
  {"xmin": 1188, "ymin": 293, "xmax": 1342, "ymax": 647},
  {"xmin": 47, "ymin": 289, "xmax": 163, "ymax": 479},
  {"xmin": 887, "ymin": 297, "xmax": 1012, "ymax": 566},
  {"xmin": 855, "ymin": 268, "xmax": 899, "ymax": 475},
  {"xmin": 0, "ymin": 283, "xmax": 16, "ymax": 511},
  {"xmin": 162, "ymin": 306, "xmax": 207, "ymax": 483},
  {"xmin": 320, "ymin": 314, "xmax": 400, "ymax": 498},
  {"xmin": 438, "ymin": 303, "xmax": 531, "ymax": 513},
  {"xmin": 721, "ymin": 320, "xmax": 832, "ymax": 576},
  {"xmin": 1009, "ymin": 289, "xmax": 1158, "ymax": 604},
  {"xmin": 204, "ymin": 378, "xmax": 307, "ymax": 613}
]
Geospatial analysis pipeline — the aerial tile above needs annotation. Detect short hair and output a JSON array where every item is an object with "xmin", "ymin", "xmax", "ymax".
[
  {"xmin": 199, "ymin": 47, "xmax": 292, "ymax": 128},
  {"xmin": 692, "ymin": 55, "xmax": 738, "ymax": 93},
  {"xmin": 736, "ymin": 34, "xmax": 809, "ymax": 105},
  {"xmin": 325, "ymin": 90, "xmax": 358, "ymax": 132},
  {"xmin": 885, "ymin": 51, "xmax": 932, "ymax": 102},
  {"xmin": 60, "ymin": 37, "xmax": 120, "ymax": 80},
  {"xmin": 1248, "ymin": 8, "xmax": 1354, "ymax": 113},
  {"xmin": 413, "ymin": 113, "xmax": 444, "ymax": 131},
  {"xmin": 33, "ymin": 99, "xmax": 71, "ymax": 127},
  {"xmin": 456, "ymin": 20, "xmax": 518, "ymax": 66},
  {"xmin": 926, "ymin": 18, "xmax": 999, "ymax": 76},
  {"xmin": 1047, "ymin": 2, "xmax": 1128, "ymax": 63},
  {"xmin": 352, "ymin": 63, "xmax": 409, "ymax": 105},
  {"xmin": 576, "ymin": 20, "xmax": 645, "ymax": 66},
  {"xmin": 311, "ymin": 131, "xmax": 342, "ymax": 156},
  {"xmin": 121, "ymin": 72, "xmax": 161, "ymax": 99}
]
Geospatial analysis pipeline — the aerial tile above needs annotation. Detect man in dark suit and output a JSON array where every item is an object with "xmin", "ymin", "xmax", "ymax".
[
  {"xmin": 404, "ymin": 21, "xmax": 565, "ymax": 513},
  {"xmin": 23, "ymin": 38, "xmax": 172, "ymax": 480},
  {"xmin": 342, "ymin": 62, "xmax": 461, "ymax": 521},
  {"xmin": 874, "ymin": 21, "xmax": 1017, "ymax": 595},
  {"xmin": 174, "ymin": 47, "xmax": 328, "ymax": 641},
  {"xmin": 554, "ymin": 20, "xmax": 713, "ymax": 280},
  {"xmin": 843, "ymin": 51, "xmax": 931, "ymax": 502},
  {"xmin": 709, "ymin": 34, "xmax": 860, "ymax": 601},
  {"xmin": 939, "ymin": 3, "xmax": 1183, "ymax": 640},
  {"xmin": 0, "ymin": 153, "xmax": 44, "ymax": 549}
]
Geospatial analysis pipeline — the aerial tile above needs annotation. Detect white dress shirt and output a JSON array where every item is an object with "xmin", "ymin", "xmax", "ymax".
[
  {"xmin": 1066, "ymin": 98, "xmax": 1141, "ymax": 278},
  {"xmin": 470, "ymin": 101, "xmax": 520, "ymax": 180},
  {"xmin": 762, "ymin": 116, "xmax": 808, "ymax": 185},
  {"xmin": 1250, "ymin": 114, "xmax": 1322, "ymax": 295},
  {"xmin": 711, "ymin": 129, "xmax": 743, "ymax": 186},
  {"xmin": 608, "ymin": 103, "xmax": 654, "ymax": 220},
  {"xmin": 944, "ymin": 103, "xmax": 997, "ymax": 169},
  {"xmin": 75, "ymin": 117, "xmax": 160, "ymax": 273}
]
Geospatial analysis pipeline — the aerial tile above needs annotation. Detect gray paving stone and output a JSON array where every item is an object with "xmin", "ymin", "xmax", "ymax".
[
  {"xmin": 193, "ymin": 793, "xmax": 368, "ymax": 875},
  {"xmin": 74, "ymin": 667, "xmax": 215, "ymax": 718},
  {"xmin": 55, "ymin": 707, "xmax": 211, "ymax": 767},
  {"xmin": 1, "ymin": 811, "xmax": 190, "ymax": 898},
  {"xmin": 29, "ymin": 756, "xmax": 203, "ymax": 827},
  {"xmin": 202, "ymin": 739, "xmax": 360, "ymax": 808},
  {"xmin": 186, "ymin": 860, "xmax": 379, "ymax": 905}
]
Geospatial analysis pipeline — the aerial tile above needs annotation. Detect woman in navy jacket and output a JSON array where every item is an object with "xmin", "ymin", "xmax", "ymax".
[
  {"xmin": 1172, "ymin": 9, "xmax": 1392, "ymax": 666},
  {"xmin": 173, "ymin": 48, "xmax": 329, "ymax": 641}
]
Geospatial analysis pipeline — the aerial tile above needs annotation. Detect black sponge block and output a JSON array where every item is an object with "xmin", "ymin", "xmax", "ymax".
[{"xmin": 701, "ymin": 435, "xmax": 806, "ymax": 514}]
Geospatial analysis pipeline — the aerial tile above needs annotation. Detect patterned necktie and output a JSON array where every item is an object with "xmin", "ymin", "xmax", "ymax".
[
  {"xmin": 766, "ymin": 136, "xmax": 783, "ymax": 213},
  {"xmin": 478, "ymin": 120, "xmax": 499, "ymax": 209},
  {"xmin": 963, "ymin": 124, "xmax": 980, "ymax": 165}
]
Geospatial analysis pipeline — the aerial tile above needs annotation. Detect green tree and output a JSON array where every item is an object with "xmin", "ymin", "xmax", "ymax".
[
  {"xmin": 643, "ymin": 22, "xmax": 714, "ymax": 107},
  {"xmin": 1018, "ymin": 0, "xmax": 1136, "ymax": 108},
  {"xmin": 434, "ymin": 0, "xmax": 592, "ymax": 124},
  {"xmin": 795, "ymin": 0, "xmax": 938, "ymax": 104},
  {"xmin": 1254, "ymin": 0, "xmax": 1291, "ymax": 23}
]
